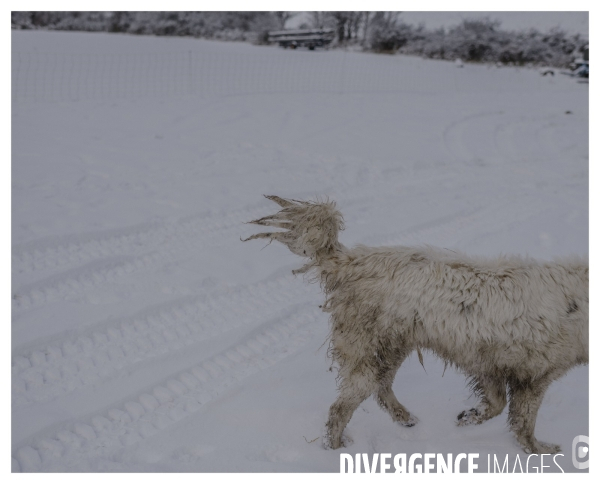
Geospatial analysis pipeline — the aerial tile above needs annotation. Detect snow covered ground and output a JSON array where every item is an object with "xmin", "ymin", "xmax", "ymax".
[{"xmin": 11, "ymin": 30, "xmax": 588, "ymax": 472}]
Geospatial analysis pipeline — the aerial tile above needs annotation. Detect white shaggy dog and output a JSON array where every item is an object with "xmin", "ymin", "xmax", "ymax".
[{"xmin": 243, "ymin": 196, "xmax": 588, "ymax": 454}]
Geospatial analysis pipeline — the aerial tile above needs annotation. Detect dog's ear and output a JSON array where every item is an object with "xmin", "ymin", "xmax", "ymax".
[
  {"xmin": 264, "ymin": 195, "xmax": 296, "ymax": 208},
  {"xmin": 246, "ymin": 213, "xmax": 293, "ymax": 230}
]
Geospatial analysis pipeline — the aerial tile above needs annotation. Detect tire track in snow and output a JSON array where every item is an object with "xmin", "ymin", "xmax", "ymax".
[
  {"xmin": 12, "ymin": 253, "xmax": 163, "ymax": 313},
  {"xmin": 11, "ymin": 203, "xmax": 280, "ymax": 313},
  {"xmin": 12, "ymin": 270, "xmax": 319, "ymax": 406},
  {"xmin": 12, "ymin": 221, "xmax": 161, "ymax": 276},
  {"xmin": 12, "ymin": 306, "xmax": 324, "ymax": 472},
  {"xmin": 11, "ymin": 202, "xmax": 274, "ymax": 278}
]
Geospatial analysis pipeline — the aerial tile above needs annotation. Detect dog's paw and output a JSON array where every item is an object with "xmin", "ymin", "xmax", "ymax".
[
  {"xmin": 457, "ymin": 408, "xmax": 482, "ymax": 426},
  {"xmin": 322, "ymin": 428, "xmax": 353, "ymax": 450},
  {"xmin": 322, "ymin": 435, "xmax": 353, "ymax": 450},
  {"xmin": 321, "ymin": 428, "xmax": 335, "ymax": 450},
  {"xmin": 400, "ymin": 414, "xmax": 419, "ymax": 427},
  {"xmin": 539, "ymin": 442, "xmax": 561, "ymax": 454},
  {"xmin": 522, "ymin": 440, "xmax": 561, "ymax": 454}
]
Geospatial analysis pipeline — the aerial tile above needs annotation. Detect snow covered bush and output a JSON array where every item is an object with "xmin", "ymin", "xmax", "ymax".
[
  {"xmin": 12, "ymin": 11, "xmax": 111, "ymax": 32},
  {"xmin": 369, "ymin": 22, "xmax": 421, "ymax": 53},
  {"xmin": 368, "ymin": 17, "xmax": 587, "ymax": 67}
]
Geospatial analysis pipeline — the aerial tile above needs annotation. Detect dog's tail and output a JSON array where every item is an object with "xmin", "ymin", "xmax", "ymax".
[{"xmin": 242, "ymin": 195, "xmax": 345, "ymax": 274}]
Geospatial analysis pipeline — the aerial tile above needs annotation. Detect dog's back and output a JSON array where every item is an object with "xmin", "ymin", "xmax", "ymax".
[{"xmin": 325, "ymin": 245, "xmax": 588, "ymax": 378}]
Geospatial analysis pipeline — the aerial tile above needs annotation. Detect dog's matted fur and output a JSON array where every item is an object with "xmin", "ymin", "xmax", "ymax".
[{"xmin": 243, "ymin": 195, "xmax": 588, "ymax": 453}]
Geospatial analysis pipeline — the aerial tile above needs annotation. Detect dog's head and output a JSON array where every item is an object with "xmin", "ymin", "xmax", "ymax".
[{"xmin": 242, "ymin": 195, "xmax": 344, "ymax": 260}]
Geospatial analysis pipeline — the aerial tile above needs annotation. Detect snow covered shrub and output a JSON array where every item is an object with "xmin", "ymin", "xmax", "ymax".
[
  {"xmin": 52, "ymin": 12, "xmax": 110, "ymax": 32},
  {"xmin": 455, "ymin": 18, "xmax": 502, "ymax": 61},
  {"xmin": 372, "ymin": 17, "xmax": 587, "ymax": 68},
  {"xmin": 107, "ymin": 12, "xmax": 136, "ymax": 33},
  {"xmin": 369, "ymin": 22, "xmax": 418, "ymax": 53},
  {"xmin": 11, "ymin": 12, "xmax": 112, "ymax": 32},
  {"xmin": 152, "ymin": 12, "xmax": 181, "ymax": 36},
  {"xmin": 11, "ymin": 12, "xmax": 36, "ymax": 30},
  {"xmin": 432, "ymin": 18, "xmax": 504, "ymax": 63}
]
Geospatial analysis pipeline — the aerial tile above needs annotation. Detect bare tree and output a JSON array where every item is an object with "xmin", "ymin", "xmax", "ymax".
[
  {"xmin": 362, "ymin": 11, "xmax": 371, "ymax": 46},
  {"xmin": 320, "ymin": 12, "xmax": 358, "ymax": 43},
  {"xmin": 349, "ymin": 12, "xmax": 363, "ymax": 40},
  {"xmin": 331, "ymin": 12, "xmax": 350, "ymax": 43},
  {"xmin": 370, "ymin": 11, "xmax": 402, "ymax": 31},
  {"xmin": 273, "ymin": 11, "xmax": 298, "ymax": 30},
  {"xmin": 309, "ymin": 11, "xmax": 325, "ymax": 29}
]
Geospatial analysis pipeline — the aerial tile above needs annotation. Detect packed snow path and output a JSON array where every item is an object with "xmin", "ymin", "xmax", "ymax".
[{"xmin": 12, "ymin": 31, "xmax": 588, "ymax": 472}]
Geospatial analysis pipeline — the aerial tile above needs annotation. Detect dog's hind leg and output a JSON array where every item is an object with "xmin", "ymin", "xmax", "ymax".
[
  {"xmin": 375, "ymin": 346, "xmax": 419, "ymax": 427},
  {"xmin": 457, "ymin": 375, "xmax": 507, "ymax": 426},
  {"xmin": 507, "ymin": 372, "xmax": 564, "ymax": 454}
]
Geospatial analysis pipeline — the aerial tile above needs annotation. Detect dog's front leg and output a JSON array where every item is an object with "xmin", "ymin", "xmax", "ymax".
[
  {"xmin": 323, "ymin": 376, "xmax": 375, "ymax": 449},
  {"xmin": 375, "ymin": 346, "xmax": 419, "ymax": 426}
]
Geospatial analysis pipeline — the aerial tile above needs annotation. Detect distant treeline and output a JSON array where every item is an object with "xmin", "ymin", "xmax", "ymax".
[
  {"xmin": 12, "ymin": 11, "xmax": 588, "ymax": 67},
  {"xmin": 10, "ymin": 12, "xmax": 282, "ymax": 41}
]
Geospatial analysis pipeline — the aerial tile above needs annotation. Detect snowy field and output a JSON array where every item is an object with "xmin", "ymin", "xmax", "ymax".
[{"xmin": 11, "ymin": 30, "xmax": 588, "ymax": 472}]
